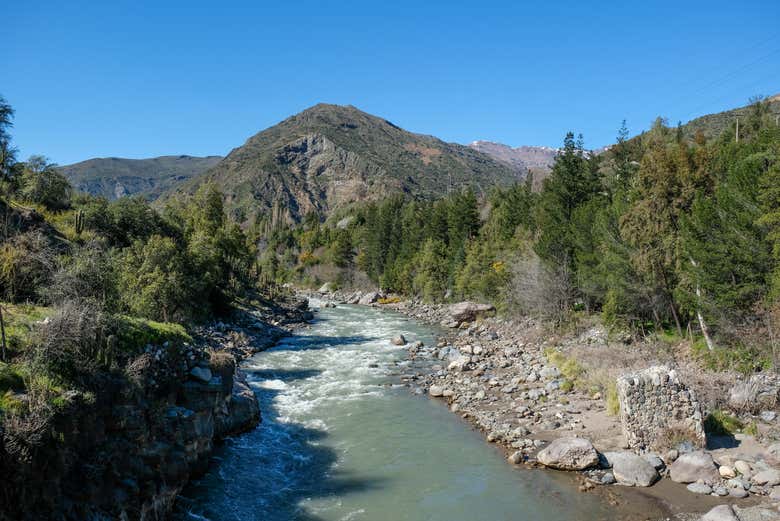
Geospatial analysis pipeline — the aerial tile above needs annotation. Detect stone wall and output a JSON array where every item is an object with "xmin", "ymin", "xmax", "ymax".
[{"xmin": 616, "ymin": 366, "xmax": 705, "ymax": 450}]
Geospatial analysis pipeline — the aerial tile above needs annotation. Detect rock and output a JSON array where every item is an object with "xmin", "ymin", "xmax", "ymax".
[
  {"xmin": 447, "ymin": 355, "xmax": 470, "ymax": 372},
  {"xmin": 670, "ymin": 451, "xmax": 720, "ymax": 484},
  {"xmin": 665, "ymin": 449, "xmax": 679, "ymax": 463},
  {"xmin": 601, "ymin": 472, "xmax": 616, "ymax": 485},
  {"xmin": 701, "ymin": 505, "xmax": 739, "ymax": 521},
  {"xmin": 687, "ymin": 482, "xmax": 713, "ymax": 495},
  {"xmin": 735, "ymin": 460, "xmax": 752, "ymax": 477},
  {"xmin": 603, "ymin": 451, "xmax": 660, "ymax": 487},
  {"xmin": 539, "ymin": 366, "xmax": 561, "ymax": 380},
  {"xmin": 728, "ymin": 374, "xmax": 780, "ymax": 412},
  {"xmin": 507, "ymin": 451, "xmax": 523, "ymax": 464},
  {"xmin": 190, "ymin": 366, "xmax": 212, "ymax": 383},
  {"xmin": 358, "ymin": 291, "xmax": 382, "ymax": 305},
  {"xmin": 447, "ymin": 301, "xmax": 496, "ymax": 323},
  {"xmin": 318, "ymin": 282, "xmax": 334, "ymax": 293},
  {"xmin": 429, "ymin": 385, "xmax": 444, "ymax": 397},
  {"xmin": 391, "ymin": 334, "xmax": 407, "ymax": 346},
  {"xmin": 336, "ymin": 216, "xmax": 354, "ymax": 229},
  {"xmin": 751, "ymin": 468, "xmax": 780, "ymax": 486},
  {"xmin": 729, "ymin": 488, "xmax": 749, "ymax": 499},
  {"xmin": 770, "ymin": 485, "xmax": 780, "ymax": 500},
  {"xmin": 536, "ymin": 437, "xmax": 599, "ymax": 471},
  {"xmin": 760, "ymin": 410, "xmax": 777, "ymax": 422},
  {"xmin": 719, "ymin": 465, "xmax": 737, "ymax": 479},
  {"xmin": 727, "ymin": 477, "xmax": 751, "ymax": 490},
  {"xmin": 644, "ymin": 454, "xmax": 665, "ymax": 470},
  {"xmin": 768, "ymin": 443, "xmax": 780, "ymax": 457}
]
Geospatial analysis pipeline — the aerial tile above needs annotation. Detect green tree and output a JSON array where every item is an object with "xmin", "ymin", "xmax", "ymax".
[
  {"xmin": 0, "ymin": 96, "xmax": 17, "ymax": 180},
  {"xmin": 19, "ymin": 156, "xmax": 72, "ymax": 210}
]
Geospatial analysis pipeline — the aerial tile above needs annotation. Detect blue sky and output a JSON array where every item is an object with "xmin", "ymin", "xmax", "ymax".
[{"xmin": 5, "ymin": 0, "xmax": 780, "ymax": 165}]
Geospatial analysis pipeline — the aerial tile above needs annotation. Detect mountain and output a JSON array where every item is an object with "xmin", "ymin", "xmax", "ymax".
[
  {"xmin": 467, "ymin": 141, "xmax": 557, "ymax": 173},
  {"xmin": 165, "ymin": 104, "xmax": 524, "ymax": 223},
  {"xmin": 59, "ymin": 155, "xmax": 222, "ymax": 201},
  {"xmin": 679, "ymin": 94, "xmax": 780, "ymax": 141}
]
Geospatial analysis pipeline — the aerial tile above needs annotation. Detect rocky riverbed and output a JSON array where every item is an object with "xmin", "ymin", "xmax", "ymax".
[{"xmin": 311, "ymin": 288, "xmax": 780, "ymax": 521}]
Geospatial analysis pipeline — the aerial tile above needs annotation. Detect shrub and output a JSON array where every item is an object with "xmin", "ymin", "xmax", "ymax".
[
  {"xmin": 28, "ymin": 300, "xmax": 110, "ymax": 386},
  {"xmin": 704, "ymin": 410, "xmax": 743, "ymax": 436},
  {"xmin": 48, "ymin": 241, "xmax": 118, "ymax": 309},
  {"xmin": 0, "ymin": 231, "xmax": 57, "ymax": 302}
]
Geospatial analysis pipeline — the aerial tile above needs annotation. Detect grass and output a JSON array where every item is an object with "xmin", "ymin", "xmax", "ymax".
[
  {"xmin": 691, "ymin": 339, "xmax": 771, "ymax": 375},
  {"xmin": 378, "ymin": 296, "xmax": 402, "ymax": 304},
  {"xmin": 605, "ymin": 382, "xmax": 620, "ymax": 416},
  {"xmin": 1, "ymin": 302, "xmax": 52, "ymax": 354},
  {"xmin": 114, "ymin": 315, "xmax": 191, "ymax": 353},
  {"xmin": 545, "ymin": 347, "xmax": 622, "ymax": 416},
  {"xmin": 704, "ymin": 409, "xmax": 744, "ymax": 436}
]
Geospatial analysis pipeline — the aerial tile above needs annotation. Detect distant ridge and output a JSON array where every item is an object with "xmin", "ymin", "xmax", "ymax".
[
  {"xmin": 60, "ymin": 155, "xmax": 222, "ymax": 201},
  {"xmin": 467, "ymin": 141, "xmax": 557, "ymax": 174}
]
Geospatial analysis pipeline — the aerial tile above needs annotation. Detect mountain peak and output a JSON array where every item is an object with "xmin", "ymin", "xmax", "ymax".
[{"xmin": 172, "ymin": 106, "xmax": 522, "ymax": 222}]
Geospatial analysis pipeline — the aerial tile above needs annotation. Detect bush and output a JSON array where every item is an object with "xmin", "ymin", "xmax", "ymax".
[
  {"xmin": 28, "ymin": 300, "xmax": 110, "ymax": 386},
  {"xmin": 0, "ymin": 231, "xmax": 57, "ymax": 302},
  {"xmin": 48, "ymin": 241, "xmax": 118, "ymax": 309},
  {"xmin": 704, "ymin": 409, "xmax": 744, "ymax": 436}
]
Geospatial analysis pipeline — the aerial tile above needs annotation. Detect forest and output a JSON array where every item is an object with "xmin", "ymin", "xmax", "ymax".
[{"xmin": 259, "ymin": 98, "xmax": 780, "ymax": 371}]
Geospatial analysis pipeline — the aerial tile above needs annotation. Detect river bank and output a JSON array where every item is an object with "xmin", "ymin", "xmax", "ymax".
[
  {"xmin": 307, "ymin": 289, "xmax": 780, "ymax": 521},
  {"xmin": 175, "ymin": 298, "xmax": 617, "ymax": 521}
]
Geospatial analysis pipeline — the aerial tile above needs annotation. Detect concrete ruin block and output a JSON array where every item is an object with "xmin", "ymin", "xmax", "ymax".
[{"xmin": 616, "ymin": 366, "xmax": 705, "ymax": 450}]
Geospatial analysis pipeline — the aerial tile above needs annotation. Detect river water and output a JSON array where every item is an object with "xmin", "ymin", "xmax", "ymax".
[{"xmin": 175, "ymin": 301, "xmax": 611, "ymax": 521}]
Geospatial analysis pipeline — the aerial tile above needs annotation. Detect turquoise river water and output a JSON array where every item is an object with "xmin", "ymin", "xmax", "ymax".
[{"xmin": 175, "ymin": 300, "xmax": 612, "ymax": 521}]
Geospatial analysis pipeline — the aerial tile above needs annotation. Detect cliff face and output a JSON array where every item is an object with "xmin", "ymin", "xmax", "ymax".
[
  {"xmin": 163, "ymin": 104, "xmax": 523, "ymax": 223},
  {"xmin": 0, "ymin": 342, "xmax": 259, "ymax": 521}
]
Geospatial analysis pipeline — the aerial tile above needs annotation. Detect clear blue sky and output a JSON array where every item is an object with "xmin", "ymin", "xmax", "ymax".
[{"xmin": 6, "ymin": 0, "xmax": 780, "ymax": 165}]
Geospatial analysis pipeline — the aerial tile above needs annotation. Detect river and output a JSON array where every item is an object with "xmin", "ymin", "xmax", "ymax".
[{"xmin": 175, "ymin": 301, "xmax": 611, "ymax": 520}]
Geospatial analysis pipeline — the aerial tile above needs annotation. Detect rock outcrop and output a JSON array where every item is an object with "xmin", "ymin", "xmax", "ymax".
[{"xmin": 0, "ymin": 342, "xmax": 261, "ymax": 521}]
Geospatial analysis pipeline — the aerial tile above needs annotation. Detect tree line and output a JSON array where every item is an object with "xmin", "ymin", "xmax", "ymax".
[{"xmin": 266, "ymin": 97, "xmax": 780, "ymax": 365}]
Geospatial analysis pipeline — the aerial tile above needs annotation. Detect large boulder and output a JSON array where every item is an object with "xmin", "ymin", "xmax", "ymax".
[
  {"xmin": 447, "ymin": 301, "xmax": 495, "ymax": 324},
  {"xmin": 700, "ymin": 505, "xmax": 739, "ymax": 521},
  {"xmin": 536, "ymin": 437, "xmax": 599, "ymax": 470},
  {"xmin": 728, "ymin": 374, "xmax": 780, "ymax": 413},
  {"xmin": 358, "ymin": 291, "xmax": 382, "ymax": 305},
  {"xmin": 318, "ymin": 282, "xmax": 334, "ymax": 293},
  {"xmin": 670, "ymin": 451, "xmax": 720, "ymax": 484},
  {"xmin": 603, "ymin": 451, "xmax": 660, "ymax": 487}
]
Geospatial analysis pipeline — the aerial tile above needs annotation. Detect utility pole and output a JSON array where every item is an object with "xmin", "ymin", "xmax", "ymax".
[{"xmin": 735, "ymin": 116, "xmax": 739, "ymax": 143}]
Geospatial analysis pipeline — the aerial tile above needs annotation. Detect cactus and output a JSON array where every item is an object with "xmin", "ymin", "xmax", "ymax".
[{"xmin": 74, "ymin": 209, "xmax": 84, "ymax": 236}]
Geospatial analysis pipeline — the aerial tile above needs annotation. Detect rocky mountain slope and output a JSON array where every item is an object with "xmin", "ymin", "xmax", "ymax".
[
  {"xmin": 468, "ymin": 141, "xmax": 557, "ymax": 173},
  {"xmin": 59, "ymin": 155, "xmax": 222, "ymax": 200},
  {"xmin": 164, "ymin": 104, "xmax": 524, "ymax": 223}
]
